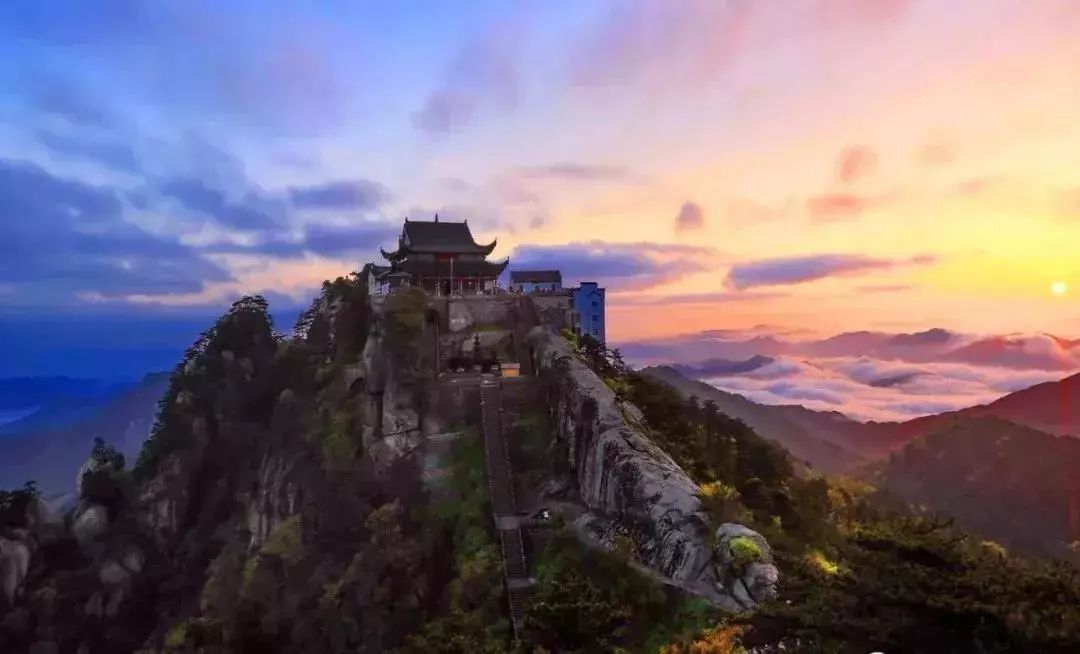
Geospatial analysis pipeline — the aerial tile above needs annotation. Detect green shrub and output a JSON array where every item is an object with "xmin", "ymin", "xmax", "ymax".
[
  {"xmin": 729, "ymin": 536, "xmax": 764, "ymax": 569},
  {"xmin": 525, "ymin": 533, "xmax": 667, "ymax": 651},
  {"xmin": 0, "ymin": 481, "xmax": 39, "ymax": 529},
  {"xmin": 263, "ymin": 516, "xmax": 304, "ymax": 563},
  {"xmin": 559, "ymin": 327, "xmax": 578, "ymax": 348},
  {"xmin": 164, "ymin": 621, "xmax": 189, "ymax": 648},
  {"xmin": 699, "ymin": 481, "xmax": 747, "ymax": 527}
]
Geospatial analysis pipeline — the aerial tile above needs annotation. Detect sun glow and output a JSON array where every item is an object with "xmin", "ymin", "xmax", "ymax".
[{"xmin": 1051, "ymin": 281, "xmax": 1068, "ymax": 296}]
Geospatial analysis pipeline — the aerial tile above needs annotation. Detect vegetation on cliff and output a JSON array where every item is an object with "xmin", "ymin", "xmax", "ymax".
[{"xmin": 0, "ymin": 483, "xmax": 38, "ymax": 530}]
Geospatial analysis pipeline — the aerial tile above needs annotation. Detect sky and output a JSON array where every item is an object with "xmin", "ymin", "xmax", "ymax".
[{"xmin": 1, "ymin": 0, "xmax": 1080, "ymax": 380}]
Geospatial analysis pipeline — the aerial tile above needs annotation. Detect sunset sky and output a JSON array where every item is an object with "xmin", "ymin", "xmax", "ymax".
[{"xmin": 1, "ymin": 0, "xmax": 1079, "ymax": 378}]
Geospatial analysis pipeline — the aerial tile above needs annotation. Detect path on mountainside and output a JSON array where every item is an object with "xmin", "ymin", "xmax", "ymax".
[{"xmin": 480, "ymin": 377, "xmax": 533, "ymax": 636}]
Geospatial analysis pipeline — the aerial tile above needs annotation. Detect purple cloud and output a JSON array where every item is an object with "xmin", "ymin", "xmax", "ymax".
[
  {"xmin": 37, "ymin": 129, "xmax": 140, "ymax": 173},
  {"xmin": 22, "ymin": 73, "xmax": 115, "ymax": 128},
  {"xmin": 614, "ymin": 290, "xmax": 786, "ymax": 306},
  {"xmin": 200, "ymin": 220, "xmax": 398, "ymax": 259},
  {"xmin": 725, "ymin": 253, "xmax": 934, "ymax": 290},
  {"xmin": 288, "ymin": 179, "xmax": 390, "ymax": 210},
  {"xmin": 509, "ymin": 240, "xmax": 716, "ymax": 290},
  {"xmin": 299, "ymin": 222, "xmax": 396, "ymax": 256},
  {"xmin": 412, "ymin": 25, "xmax": 521, "ymax": 135},
  {"xmin": 510, "ymin": 162, "xmax": 632, "ymax": 182},
  {"xmin": 160, "ymin": 178, "xmax": 281, "ymax": 230},
  {"xmin": 0, "ymin": 159, "xmax": 230, "ymax": 301}
]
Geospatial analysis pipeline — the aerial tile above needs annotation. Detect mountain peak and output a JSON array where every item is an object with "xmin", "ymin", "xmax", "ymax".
[{"xmin": 887, "ymin": 327, "xmax": 956, "ymax": 346}]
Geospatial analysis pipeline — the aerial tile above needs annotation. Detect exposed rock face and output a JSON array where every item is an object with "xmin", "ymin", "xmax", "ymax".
[
  {"xmin": 447, "ymin": 301, "xmax": 474, "ymax": 333},
  {"xmin": 139, "ymin": 452, "xmax": 191, "ymax": 549},
  {"xmin": 1, "ymin": 499, "xmax": 66, "ymax": 607},
  {"xmin": 75, "ymin": 457, "xmax": 107, "ymax": 499},
  {"xmin": 246, "ymin": 454, "xmax": 303, "ymax": 550},
  {"xmin": 0, "ymin": 535, "xmax": 33, "ymax": 605},
  {"xmin": 743, "ymin": 562, "xmax": 780, "ymax": 603},
  {"xmin": 71, "ymin": 504, "xmax": 110, "ymax": 546},
  {"xmin": 24, "ymin": 497, "xmax": 63, "ymax": 547},
  {"xmin": 88, "ymin": 548, "xmax": 145, "ymax": 619},
  {"xmin": 714, "ymin": 523, "xmax": 780, "ymax": 609},
  {"xmin": 527, "ymin": 327, "xmax": 778, "ymax": 606},
  {"xmin": 448, "ymin": 296, "xmax": 518, "ymax": 327}
]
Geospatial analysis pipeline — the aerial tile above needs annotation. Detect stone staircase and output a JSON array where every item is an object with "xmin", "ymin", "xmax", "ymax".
[{"xmin": 480, "ymin": 378, "xmax": 533, "ymax": 636}]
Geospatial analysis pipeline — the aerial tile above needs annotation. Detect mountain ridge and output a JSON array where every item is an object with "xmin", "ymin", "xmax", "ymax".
[
  {"xmin": 0, "ymin": 372, "xmax": 170, "ymax": 495},
  {"xmin": 874, "ymin": 415, "xmax": 1080, "ymax": 558},
  {"xmin": 624, "ymin": 327, "xmax": 1080, "ymax": 372}
]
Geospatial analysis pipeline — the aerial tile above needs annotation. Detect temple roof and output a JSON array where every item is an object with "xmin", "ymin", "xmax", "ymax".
[
  {"xmin": 396, "ymin": 257, "xmax": 509, "ymax": 277},
  {"xmin": 382, "ymin": 217, "xmax": 497, "ymax": 261},
  {"xmin": 511, "ymin": 270, "xmax": 562, "ymax": 284}
]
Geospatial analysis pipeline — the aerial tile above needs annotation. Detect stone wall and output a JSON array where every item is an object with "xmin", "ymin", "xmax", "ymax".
[
  {"xmin": 444, "ymin": 295, "xmax": 519, "ymax": 332},
  {"xmin": 531, "ymin": 294, "xmax": 574, "ymax": 331},
  {"xmin": 526, "ymin": 326, "xmax": 777, "ymax": 608}
]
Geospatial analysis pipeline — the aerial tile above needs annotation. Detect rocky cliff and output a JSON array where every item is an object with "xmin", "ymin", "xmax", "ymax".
[
  {"xmin": 526, "ymin": 326, "xmax": 778, "ymax": 609},
  {"xmin": 1, "ymin": 286, "xmax": 783, "ymax": 652}
]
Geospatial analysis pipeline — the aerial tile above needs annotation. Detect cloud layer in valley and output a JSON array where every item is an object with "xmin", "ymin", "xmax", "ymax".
[{"xmin": 625, "ymin": 327, "xmax": 1080, "ymax": 422}]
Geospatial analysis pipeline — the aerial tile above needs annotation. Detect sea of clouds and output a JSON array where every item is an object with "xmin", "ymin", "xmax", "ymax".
[{"xmin": 622, "ymin": 329, "xmax": 1079, "ymax": 422}]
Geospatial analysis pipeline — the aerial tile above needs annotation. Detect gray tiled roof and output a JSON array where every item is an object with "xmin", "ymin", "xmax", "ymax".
[
  {"xmin": 401, "ymin": 219, "xmax": 495, "ymax": 253},
  {"xmin": 510, "ymin": 270, "xmax": 562, "ymax": 283}
]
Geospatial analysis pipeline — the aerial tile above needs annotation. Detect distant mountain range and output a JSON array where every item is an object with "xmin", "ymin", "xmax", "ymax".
[
  {"xmin": 645, "ymin": 366, "xmax": 1080, "ymax": 472},
  {"xmin": 671, "ymin": 355, "xmax": 776, "ymax": 378},
  {"xmin": 0, "ymin": 376, "xmax": 121, "ymax": 411},
  {"xmin": 626, "ymin": 328, "xmax": 1080, "ymax": 372},
  {"xmin": 0, "ymin": 376, "xmax": 125, "ymax": 430},
  {"xmin": 0, "ymin": 373, "xmax": 169, "ymax": 495}
]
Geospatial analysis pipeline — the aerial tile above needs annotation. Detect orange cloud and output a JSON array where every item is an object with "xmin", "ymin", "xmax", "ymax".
[
  {"xmin": 917, "ymin": 141, "xmax": 954, "ymax": 167},
  {"xmin": 806, "ymin": 193, "xmax": 868, "ymax": 221},
  {"xmin": 837, "ymin": 145, "xmax": 877, "ymax": 183}
]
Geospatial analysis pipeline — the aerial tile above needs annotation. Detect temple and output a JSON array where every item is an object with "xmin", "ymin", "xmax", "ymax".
[{"xmin": 370, "ymin": 216, "xmax": 509, "ymax": 296}]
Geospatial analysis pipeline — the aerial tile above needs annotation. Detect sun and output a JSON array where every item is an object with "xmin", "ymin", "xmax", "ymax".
[{"xmin": 1051, "ymin": 281, "xmax": 1068, "ymax": 296}]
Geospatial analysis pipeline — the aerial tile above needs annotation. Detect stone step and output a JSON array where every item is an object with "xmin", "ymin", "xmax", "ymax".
[
  {"xmin": 478, "ymin": 378, "xmax": 532, "ymax": 639},
  {"xmin": 500, "ymin": 528, "xmax": 528, "ymax": 578},
  {"xmin": 507, "ymin": 585, "xmax": 531, "ymax": 628}
]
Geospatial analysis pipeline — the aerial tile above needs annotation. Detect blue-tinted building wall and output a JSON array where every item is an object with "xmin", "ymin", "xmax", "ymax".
[{"xmin": 572, "ymin": 282, "xmax": 606, "ymax": 343}]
